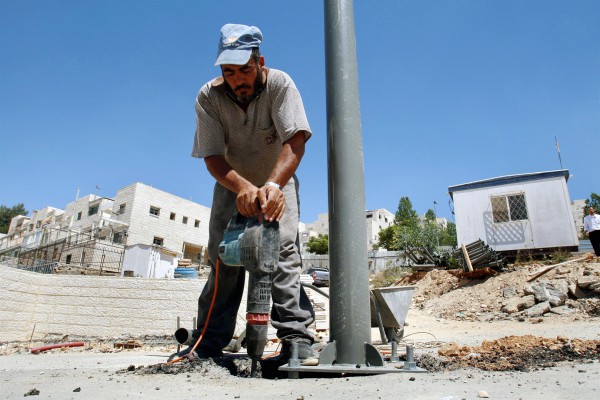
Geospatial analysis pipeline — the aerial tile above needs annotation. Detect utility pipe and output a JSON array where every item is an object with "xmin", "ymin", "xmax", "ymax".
[{"xmin": 30, "ymin": 342, "xmax": 84, "ymax": 354}]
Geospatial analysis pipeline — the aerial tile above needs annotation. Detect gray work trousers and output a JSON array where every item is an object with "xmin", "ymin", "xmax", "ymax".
[{"xmin": 195, "ymin": 176, "xmax": 315, "ymax": 351}]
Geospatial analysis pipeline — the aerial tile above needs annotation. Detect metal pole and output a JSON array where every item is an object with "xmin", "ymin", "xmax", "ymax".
[
  {"xmin": 434, "ymin": 201, "xmax": 439, "ymax": 248},
  {"xmin": 324, "ymin": 0, "xmax": 373, "ymax": 365}
]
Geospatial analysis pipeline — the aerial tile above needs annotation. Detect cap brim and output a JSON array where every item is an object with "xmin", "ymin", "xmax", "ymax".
[{"xmin": 214, "ymin": 48, "xmax": 252, "ymax": 66}]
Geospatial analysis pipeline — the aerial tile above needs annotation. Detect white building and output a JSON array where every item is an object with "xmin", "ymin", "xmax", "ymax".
[
  {"xmin": 448, "ymin": 170, "xmax": 579, "ymax": 253},
  {"xmin": 571, "ymin": 199, "xmax": 586, "ymax": 236},
  {"xmin": 300, "ymin": 208, "xmax": 395, "ymax": 252},
  {"xmin": 108, "ymin": 182, "xmax": 211, "ymax": 263},
  {"xmin": 0, "ymin": 182, "xmax": 212, "ymax": 273}
]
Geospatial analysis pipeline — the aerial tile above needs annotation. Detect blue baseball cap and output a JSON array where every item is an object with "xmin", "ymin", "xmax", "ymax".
[{"xmin": 215, "ymin": 24, "xmax": 263, "ymax": 66}]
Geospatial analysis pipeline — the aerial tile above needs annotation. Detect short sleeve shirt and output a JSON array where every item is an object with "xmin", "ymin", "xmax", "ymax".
[{"xmin": 192, "ymin": 68, "xmax": 312, "ymax": 187}]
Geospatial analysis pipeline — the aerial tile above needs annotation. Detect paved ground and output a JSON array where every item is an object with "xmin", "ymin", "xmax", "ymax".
[{"xmin": 1, "ymin": 308, "xmax": 598, "ymax": 400}]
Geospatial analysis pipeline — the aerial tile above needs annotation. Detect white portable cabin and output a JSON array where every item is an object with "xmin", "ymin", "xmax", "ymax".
[
  {"xmin": 448, "ymin": 170, "xmax": 579, "ymax": 253},
  {"xmin": 121, "ymin": 244, "xmax": 179, "ymax": 278}
]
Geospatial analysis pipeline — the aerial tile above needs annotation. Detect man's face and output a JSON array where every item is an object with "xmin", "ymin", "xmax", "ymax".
[
  {"xmin": 590, "ymin": 207, "xmax": 596, "ymax": 215},
  {"xmin": 221, "ymin": 56, "xmax": 265, "ymax": 104}
]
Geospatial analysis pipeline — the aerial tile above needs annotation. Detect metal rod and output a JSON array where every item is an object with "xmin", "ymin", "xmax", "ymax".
[{"xmin": 325, "ymin": 0, "xmax": 371, "ymax": 365}]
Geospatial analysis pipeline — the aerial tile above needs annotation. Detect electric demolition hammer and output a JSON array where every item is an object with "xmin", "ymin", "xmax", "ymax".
[{"xmin": 218, "ymin": 212, "xmax": 279, "ymax": 360}]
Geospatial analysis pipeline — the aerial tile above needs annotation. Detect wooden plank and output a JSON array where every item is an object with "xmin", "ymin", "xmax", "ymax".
[{"xmin": 461, "ymin": 243, "xmax": 473, "ymax": 272}]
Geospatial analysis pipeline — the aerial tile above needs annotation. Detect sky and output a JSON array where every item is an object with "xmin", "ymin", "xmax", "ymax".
[{"xmin": 1, "ymin": 0, "xmax": 599, "ymax": 225}]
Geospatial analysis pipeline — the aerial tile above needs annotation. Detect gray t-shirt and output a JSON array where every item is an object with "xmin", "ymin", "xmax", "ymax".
[{"xmin": 192, "ymin": 68, "xmax": 312, "ymax": 187}]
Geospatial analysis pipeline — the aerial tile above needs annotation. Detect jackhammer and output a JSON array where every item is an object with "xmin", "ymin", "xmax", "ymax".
[
  {"xmin": 170, "ymin": 212, "xmax": 279, "ymax": 373},
  {"xmin": 217, "ymin": 212, "xmax": 279, "ymax": 362}
]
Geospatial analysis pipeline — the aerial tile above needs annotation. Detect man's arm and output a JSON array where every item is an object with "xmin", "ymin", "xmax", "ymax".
[
  {"xmin": 204, "ymin": 156, "xmax": 262, "ymax": 217},
  {"xmin": 204, "ymin": 130, "xmax": 307, "ymax": 221},
  {"xmin": 257, "ymin": 130, "xmax": 307, "ymax": 222}
]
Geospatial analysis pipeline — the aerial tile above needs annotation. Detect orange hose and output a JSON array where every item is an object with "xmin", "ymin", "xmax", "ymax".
[
  {"xmin": 30, "ymin": 342, "xmax": 84, "ymax": 354},
  {"xmin": 167, "ymin": 258, "xmax": 220, "ymax": 364}
]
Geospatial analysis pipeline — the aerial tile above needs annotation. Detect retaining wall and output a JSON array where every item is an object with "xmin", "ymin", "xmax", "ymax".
[{"xmin": 0, "ymin": 263, "xmax": 207, "ymax": 341}]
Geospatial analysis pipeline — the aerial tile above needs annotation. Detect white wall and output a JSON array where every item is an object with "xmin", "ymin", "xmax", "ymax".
[
  {"xmin": 121, "ymin": 244, "xmax": 178, "ymax": 278},
  {"xmin": 0, "ymin": 263, "xmax": 206, "ymax": 341},
  {"xmin": 114, "ymin": 183, "xmax": 211, "ymax": 255},
  {"xmin": 453, "ymin": 176, "xmax": 578, "ymax": 251}
]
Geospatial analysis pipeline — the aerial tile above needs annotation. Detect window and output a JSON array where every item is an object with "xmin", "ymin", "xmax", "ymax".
[
  {"xmin": 113, "ymin": 231, "xmax": 125, "ymax": 244},
  {"xmin": 182, "ymin": 216, "xmax": 188, "ymax": 224},
  {"xmin": 36, "ymin": 221, "xmax": 41, "ymax": 228},
  {"xmin": 149, "ymin": 206, "xmax": 160, "ymax": 217},
  {"xmin": 77, "ymin": 212, "xmax": 82, "ymax": 221},
  {"xmin": 65, "ymin": 254, "xmax": 72, "ymax": 264},
  {"xmin": 194, "ymin": 219, "xmax": 200, "ymax": 228},
  {"xmin": 170, "ymin": 212, "xmax": 176, "ymax": 221},
  {"xmin": 153, "ymin": 236, "xmax": 164, "ymax": 246},
  {"xmin": 491, "ymin": 194, "xmax": 528, "ymax": 223},
  {"xmin": 118, "ymin": 204, "xmax": 126, "ymax": 215},
  {"xmin": 88, "ymin": 205, "xmax": 99, "ymax": 216}
]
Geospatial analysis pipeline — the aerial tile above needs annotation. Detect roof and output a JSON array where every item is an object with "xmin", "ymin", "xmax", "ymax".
[{"xmin": 448, "ymin": 170, "xmax": 569, "ymax": 199}]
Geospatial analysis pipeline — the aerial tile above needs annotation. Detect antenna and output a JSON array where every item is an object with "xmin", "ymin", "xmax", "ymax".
[{"xmin": 555, "ymin": 137, "xmax": 563, "ymax": 169}]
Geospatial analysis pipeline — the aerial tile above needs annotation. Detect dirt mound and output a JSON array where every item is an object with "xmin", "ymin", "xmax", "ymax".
[
  {"xmin": 428, "ymin": 335, "xmax": 600, "ymax": 372},
  {"xmin": 405, "ymin": 256, "xmax": 600, "ymax": 322}
]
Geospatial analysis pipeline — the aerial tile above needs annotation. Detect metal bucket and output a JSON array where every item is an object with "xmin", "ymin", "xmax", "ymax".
[{"xmin": 370, "ymin": 286, "xmax": 415, "ymax": 342}]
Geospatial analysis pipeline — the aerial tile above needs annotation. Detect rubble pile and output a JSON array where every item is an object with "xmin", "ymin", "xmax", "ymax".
[{"xmin": 408, "ymin": 255, "xmax": 600, "ymax": 322}]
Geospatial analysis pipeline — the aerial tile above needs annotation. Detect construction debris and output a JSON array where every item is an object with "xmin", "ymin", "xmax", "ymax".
[{"xmin": 453, "ymin": 239, "xmax": 506, "ymax": 272}]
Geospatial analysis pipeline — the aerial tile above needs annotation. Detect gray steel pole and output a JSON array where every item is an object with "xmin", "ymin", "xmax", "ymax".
[{"xmin": 324, "ymin": 0, "xmax": 371, "ymax": 364}]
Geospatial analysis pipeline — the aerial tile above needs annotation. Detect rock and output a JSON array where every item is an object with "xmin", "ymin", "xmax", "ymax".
[
  {"xmin": 556, "ymin": 266, "xmax": 570, "ymax": 274},
  {"xmin": 439, "ymin": 343, "xmax": 472, "ymax": 357},
  {"xmin": 503, "ymin": 287, "xmax": 518, "ymax": 298},
  {"xmin": 589, "ymin": 282, "xmax": 600, "ymax": 291},
  {"xmin": 577, "ymin": 276, "xmax": 597, "ymax": 288},
  {"xmin": 549, "ymin": 306, "xmax": 576, "ymax": 315},
  {"xmin": 568, "ymin": 282, "xmax": 589, "ymax": 299},
  {"xmin": 478, "ymin": 390, "xmax": 490, "ymax": 398},
  {"xmin": 531, "ymin": 283, "xmax": 549, "ymax": 303},
  {"xmin": 523, "ymin": 283, "xmax": 534, "ymax": 295},
  {"xmin": 501, "ymin": 295, "xmax": 536, "ymax": 314},
  {"xmin": 526, "ymin": 301, "xmax": 551, "ymax": 317},
  {"xmin": 547, "ymin": 284, "xmax": 568, "ymax": 307}
]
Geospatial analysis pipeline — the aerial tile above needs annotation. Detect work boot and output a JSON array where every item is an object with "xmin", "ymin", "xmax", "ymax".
[
  {"xmin": 280, "ymin": 337, "xmax": 319, "ymax": 366},
  {"xmin": 167, "ymin": 344, "xmax": 223, "ymax": 362}
]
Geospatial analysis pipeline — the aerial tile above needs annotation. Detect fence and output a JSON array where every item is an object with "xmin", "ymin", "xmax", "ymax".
[{"xmin": 4, "ymin": 228, "xmax": 125, "ymax": 275}]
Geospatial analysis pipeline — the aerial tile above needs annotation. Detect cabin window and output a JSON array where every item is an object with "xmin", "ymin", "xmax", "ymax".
[{"xmin": 491, "ymin": 194, "xmax": 528, "ymax": 223}]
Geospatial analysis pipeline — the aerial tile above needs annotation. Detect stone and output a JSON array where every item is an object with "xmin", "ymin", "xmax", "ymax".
[
  {"xmin": 523, "ymin": 283, "xmax": 534, "ymax": 295},
  {"xmin": 547, "ymin": 284, "xmax": 568, "ymax": 307},
  {"xmin": 577, "ymin": 276, "xmax": 597, "ymax": 288},
  {"xmin": 531, "ymin": 283, "xmax": 549, "ymax": 303},
  {"xmin": 503, "ymin": 287, "xmax": 518, "ymax": 298},
  {"xmin": 589, "ymin": 282, "xmax": 600, "ymax": 291},
  {"xmin": 568, "ymin": 282, "xmax": 589, "ymax": 299},
  {"xmin": 501, "ymin": 295, "xmax": 536, "ymax": 314},
  {"xmin": 526, "ymin": 301, "xmax": 551, "ymax": 317},
  {"xmin": 549, "ymin": 306, "xmax": 576, "ymax": 316}
]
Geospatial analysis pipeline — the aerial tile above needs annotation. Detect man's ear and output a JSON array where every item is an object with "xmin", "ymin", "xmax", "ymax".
[{"xmin": 259, "ymin": 55, "xmax": 265, "ymax": 67}]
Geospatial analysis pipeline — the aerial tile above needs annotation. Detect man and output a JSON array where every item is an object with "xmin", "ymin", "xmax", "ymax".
[
  {"xmin": 177, "ymin": 24, "xmax": 316, "ymax": 362},
  {"xmin": 584, "ymin": 207, "xmax": 600, "ymax": 256}
]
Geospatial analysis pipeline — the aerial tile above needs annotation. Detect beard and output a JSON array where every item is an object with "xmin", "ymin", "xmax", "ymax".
[{"xmin": 231, "ymin": 66, "xmax": 265, "ymax": 104}]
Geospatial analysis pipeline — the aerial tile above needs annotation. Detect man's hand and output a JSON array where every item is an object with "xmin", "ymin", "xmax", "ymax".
[
  {"xmin": 236, "ymin": 185, "xmax": 261, "ymax": 217},
  {"xmin": 258, "ymin": 185, "xmax": 285, "ymax": 222}
]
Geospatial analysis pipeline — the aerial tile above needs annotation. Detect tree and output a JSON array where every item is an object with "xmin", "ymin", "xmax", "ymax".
[
  {"xmin": 306, "ymin": 234, "xmax": 329, "ymax": 255},
  {"xmin": 424, "ymin": 208, "xmax": 436, "ymax": 222},
  {"xmin": 0, "ymin": 203, "xmax": 28, "ymax": 234},
  {"xmin": 439, "ymin": 222, "xmax": 457, "ymax": 247},
  {"xmin": 584, "ymin": 192, "xmax": 600, "ymax": 216},
  {"xmin": 374, "ymin": 225, "xmax": 400, "ymax": 250},
  {"xmin": 395, "ymin": 196, "xmax": 418, "ymax": 226}
]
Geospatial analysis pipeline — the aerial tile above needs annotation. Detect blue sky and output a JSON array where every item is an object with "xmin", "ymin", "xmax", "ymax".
[{"xmin": 1, "ymin": 0, "xmax": 598, "ymax": 225}]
